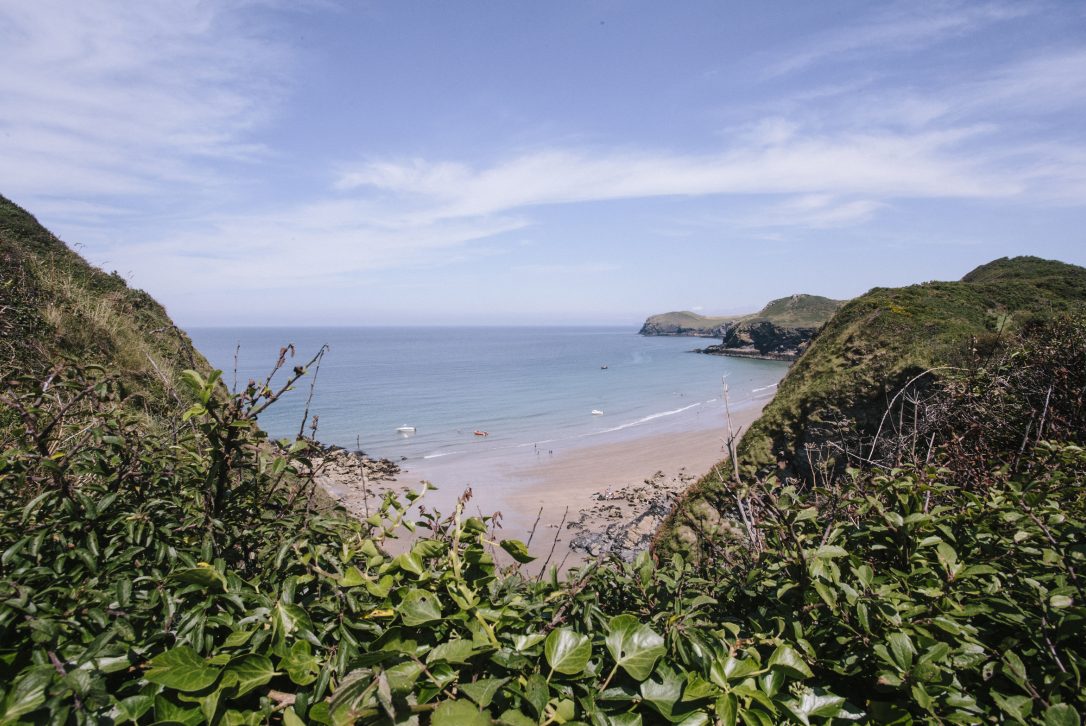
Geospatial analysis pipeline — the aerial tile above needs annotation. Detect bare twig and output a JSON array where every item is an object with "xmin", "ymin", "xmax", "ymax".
[{"xmin": 536, "ymin": 506, "xmax": 568, "ymax": 580}]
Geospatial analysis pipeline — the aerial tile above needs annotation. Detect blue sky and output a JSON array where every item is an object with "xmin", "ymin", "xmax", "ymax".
[{"xmin": 3, "ymin": 1, "xmax": 1085, "ymax": 326}]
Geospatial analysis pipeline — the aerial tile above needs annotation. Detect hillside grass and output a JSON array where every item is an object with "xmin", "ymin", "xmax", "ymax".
[
  {"xmin": 660, "ymin": 257, "xmax": 1086, "ymax": 555},
  {"xmin": 643, "ymin": 295, "xmax": 845, "ymax": 335},
  {"xmin": 0, "ymin": 195, "xmax": 210, "ymax": 418},
  {"xmin": 641, "ymin": 310, "xmax": 739, "ymax": 331},
  {"xmin": 741, "ymin": 294, "xmax": 845, "ymax": 328}
]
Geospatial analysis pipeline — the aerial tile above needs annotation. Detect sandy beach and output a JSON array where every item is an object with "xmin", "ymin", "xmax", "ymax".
[{"xmin": 317, "ymin": 397, "xmax": 769, "ymax": 569}]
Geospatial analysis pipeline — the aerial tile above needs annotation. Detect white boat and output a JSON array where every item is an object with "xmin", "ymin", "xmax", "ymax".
[
  {"xmin": 396, "ymin": 425, "xmax": 416, "ymax": 433},
  {"xmin": 591, "ymin": 410, "xmax": 604, "ymax": 416}
]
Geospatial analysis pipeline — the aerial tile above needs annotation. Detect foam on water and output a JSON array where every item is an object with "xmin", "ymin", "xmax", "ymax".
[{"xmin": 188, "ymin": 327, "xmax": 790, "ymax": 462}]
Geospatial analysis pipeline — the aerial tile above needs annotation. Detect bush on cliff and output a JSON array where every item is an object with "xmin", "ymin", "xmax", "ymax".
[{"xmin": 2, "ymin": 319, "xmax": 1085, "ymax": 723}]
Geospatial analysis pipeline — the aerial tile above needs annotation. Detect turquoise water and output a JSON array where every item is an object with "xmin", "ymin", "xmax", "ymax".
[{"xmin": 187, "ymin": 327, "xmax": 789, "ymax": 463}]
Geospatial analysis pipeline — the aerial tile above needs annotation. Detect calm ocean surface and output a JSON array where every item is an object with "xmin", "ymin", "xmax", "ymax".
[{"xmin": 187, "ymin": 327, "xmax": 789, "ymax": 463}]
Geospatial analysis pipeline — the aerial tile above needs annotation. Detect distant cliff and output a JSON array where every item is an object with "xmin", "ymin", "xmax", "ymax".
[
  {"xmin": 638, "ymin": 311, "xmax": 738, "ymax": 337},
  {"xmin": 641, "ymin": 295, "xmax": 845, "ymax": 360}
]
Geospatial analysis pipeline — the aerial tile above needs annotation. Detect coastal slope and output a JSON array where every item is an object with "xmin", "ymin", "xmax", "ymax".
[
  {"xmin": 638, "ymin": 310, "xmax": 737, "ymax": 336},
  {"xmin": 0, "ymin": 194, "xmax": 209, "ymax": 416},
  {"xmin": 641, "ymin": 294, "xmax": 845, "ymax": 360},
  {"xmin": 660, "ymin": 256, "xmax": 1086, "ymax": 550}
]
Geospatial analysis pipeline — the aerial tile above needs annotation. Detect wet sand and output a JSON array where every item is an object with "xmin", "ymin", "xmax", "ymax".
[
  {"xmin": 315, "ymin": 392, "xmax": 771, "ymax": 569},
  {"xmin": 390, "ymin": 400, "xmax": 768, "ymax": 569}
]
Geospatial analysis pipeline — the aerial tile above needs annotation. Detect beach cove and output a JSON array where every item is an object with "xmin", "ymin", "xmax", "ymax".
[{"xmin": 189, "ymin": 326, "xmax": 788, "ymax": 562}]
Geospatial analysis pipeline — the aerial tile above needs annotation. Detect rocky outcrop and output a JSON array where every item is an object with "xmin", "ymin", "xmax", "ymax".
[
  {"xmin": 642, "ymin": 294, "xmax": 846, "ymax": 362},
  {"xmin": 696, "ymin": 321, "xmax": 820, "ymax": 361},
  {"xmin": 638, "ymin": 311, "xmax": 735, "ymax": 337},
  {"xmin": 566, "ymin": 469, "xmax": 699, "ymax": 560}
]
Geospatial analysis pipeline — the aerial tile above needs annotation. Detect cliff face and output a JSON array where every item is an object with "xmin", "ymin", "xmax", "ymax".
[
  {"xmin": 638, "ymin": 311, "xmax": 736, "ymax": 337},
  {"xmin": 659, "ymin": 256, "xmax": 1086, "ymax": 556},
  {"xmin": 0, "ymin": 194, "xmax": 210, "ymax": 416},
  {"xmin": 699, "ymin": 321, "xmax": 820, "ymax": 360},
  {"xmin": 647, "ymin": 294, "xmax": 846, "ymax": 361},
  {"xmin": 698, "ymin": 258, "xmax": 1086, "ymax": 486}
]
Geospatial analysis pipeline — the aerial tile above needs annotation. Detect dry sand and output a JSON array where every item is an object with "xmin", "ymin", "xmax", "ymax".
[
  {"xmin": 388, "ymin": 400, "xmax": 767, "ymax": 569},
  {"xmin": 314, "ymin": 397, "xmax": 769, "ymax": 570}
]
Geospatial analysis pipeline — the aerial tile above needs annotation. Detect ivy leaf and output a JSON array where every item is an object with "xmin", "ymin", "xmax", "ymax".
[
  {"xmin": 544, "ymin": 628, "xmax": 591, "ymax": 675},
  {"xmin": 524, "ymin": 673, "xmax": 550, "ymax": 718},
  {"xmin": 430, "ymin": 699, "xmax": 491, "ymax": 725},
  {"xmin": 427, "ymin": 639, "xmax": 477, "ymax": 665},
  {"xmin": 223, "ymin": 655, "xmax": 277, "ymax": 697},
  {"xmin": 1044, "ymin": 703, "xmax": 1081, "ymax": 726},
  {"xmin": 459, "ymin": 677, "xmax": 509, "ymax": 708},
  {"xmin": 400, "ymin": 589, "xmax": 443, "ymax": 626},
  {"xmin": 114, "ymin": 694, "xmax": 154, "ymax": 724},
  {"xmin": 144, "ymin": 646, "xmax": 221, "ymax": 692},
  {"xmin": 280, "ymin": 641, "xmax": 320, "ymax": 686},
  {"xmin": 513, "ymin": 632, "xmax": 546, "ymax": 652},
  {"xmin": 605, "ymin": 614, "xmax": 666, "ymax": 681},
  {"xmin": 272, "ymin": 601, "xmax": 313, "ymax": 643},
  {"xmin": 154, "ymin": 694, "xmax": 203, "ymax": 725},
  {"xmin": 640, "ymin": 664, "xmax": 684, "ymax": 721},
  {"xmin": 338, "ymin": 566, "xmax": 367, "ymax": 587},
  {"xmin": 223, "ymin": 629, "xmax": 254, "ymax": 648},
  {"xmin": 500, "ymin": 539, "xmax": 536, "ymax": 563}
]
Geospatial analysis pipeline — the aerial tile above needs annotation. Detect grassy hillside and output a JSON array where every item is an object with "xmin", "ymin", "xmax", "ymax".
[
  {"xmin": 638, "ymin": 310, "xmax": 738, "ymax": 335},
  {"xmin": 739, "ymin": 257, "xmax": 1086, "ymax": 476},
  {"xmin": 640, "ymin": 295, "xmax": 844, "ymax": 336},
  {"xmin": 662, "ymin": 256, "xmax": 1086, "ymax": 551},
  {"xmin": 740, "ymin": 293, "xmax": 845, "ymax": 328},
  {"xmin": 0, "ymin": 194, "xmax": 209, "ymax": 416}
]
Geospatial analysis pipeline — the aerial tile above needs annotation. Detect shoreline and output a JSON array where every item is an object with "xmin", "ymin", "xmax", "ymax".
[
  {"xmin": 345, "ymin": 397, "xmax": 772, "ymax": 568},
  {"xmin": 311, "ymin": 393, "xmax": 773, "ymax": 569}
]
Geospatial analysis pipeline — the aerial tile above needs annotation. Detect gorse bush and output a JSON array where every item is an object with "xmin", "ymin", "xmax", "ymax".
[{"xmin": 1, "ymin": 319, "xmax": 1084, "ymax": 724}]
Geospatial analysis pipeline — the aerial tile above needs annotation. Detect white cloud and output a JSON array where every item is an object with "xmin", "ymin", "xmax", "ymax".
[
  {"xmin": 765, "ymin": 2, "xmax": 1031, "ymax": 77},
  {"xmin": 0, "ymin": 1, "xmax": 283, "ymax": 204},
  {"xmin": 335, "ymin": 127, "xmax": 1019, "ymax": 223}
]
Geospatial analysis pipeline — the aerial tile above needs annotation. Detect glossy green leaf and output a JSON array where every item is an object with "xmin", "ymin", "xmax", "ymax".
[
  {"xmin": 500, "ymin": 539, "xmax": 536, "ymax": 563},
  {"xmin": 459, "ymin": 677, "xmax": 509, "ymax": 708},
  {"xmin": 545, "ymin": 628, "xmax": 592, "ymax": 675},
  {"xmin": 224, "ymin": 655, "xmax": 277, "ymax": 697},
  {"xmin": 400, "ymin": 589, "xmax": 443, "ymax": 626},
  {"xmin": 767, "ymin": 644, "xmax": 814, "ymax": 679},
  {"xmin": 144, "ymin": 646, "xmax": 221, "ymax": 692},
  {"xmin": 604, "ymin": 614, "xmax": 666, "ymax": 680}
]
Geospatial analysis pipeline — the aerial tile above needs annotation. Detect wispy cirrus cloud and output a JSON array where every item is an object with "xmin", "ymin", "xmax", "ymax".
[
  {"xmin": 335, "ymin": 127, "xmax": 1018, "ymax": 222},
  {"xmin": 764, "ymin": 1, "xmax": 1031, "ymax": 77},
  {"xmin": 0, "ymin": 1, "xmax": 284, "ymax": 206}
]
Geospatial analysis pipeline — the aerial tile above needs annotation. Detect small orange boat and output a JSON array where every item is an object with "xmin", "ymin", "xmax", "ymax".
[{"xmin": 473, "ymin": 430, "xmax": 489, "ymax": 437}]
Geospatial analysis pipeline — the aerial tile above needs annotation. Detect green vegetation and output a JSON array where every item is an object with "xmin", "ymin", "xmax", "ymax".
[
  {"xmin": 0, "ymin": 357, "xmax": 864, "ymax": 725},
  {"xmin": 638, "ymin": 311, "xmax": 738, "ymax": 336},
  {"xmin": 0, "ymin": 195, "xmax": 209, "ymax": 418},
  {"xmin": 3, "ymin": 313, "xmax": 1085, "ymax": 723},
  {"xmin": 640, "ymin": 295, "xmax": 844, "ymax": 337},
  {"xmin": 1, "ymin": 205, "xmax": 1083, "ymax": 722},
  {"xmin": 740, "ymin": 295, "xmax": 845, "ymax": 329}
]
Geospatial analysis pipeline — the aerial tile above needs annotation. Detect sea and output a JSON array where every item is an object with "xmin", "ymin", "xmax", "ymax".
[{"xmin": 187, "ymin": 327, "xmax": 789, "ymax": 466}]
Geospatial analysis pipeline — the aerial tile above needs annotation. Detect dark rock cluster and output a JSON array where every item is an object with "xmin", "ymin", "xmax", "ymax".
[{"xmin": 567, "ymin": 469, "xmax": 697, "ymax": 560}]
